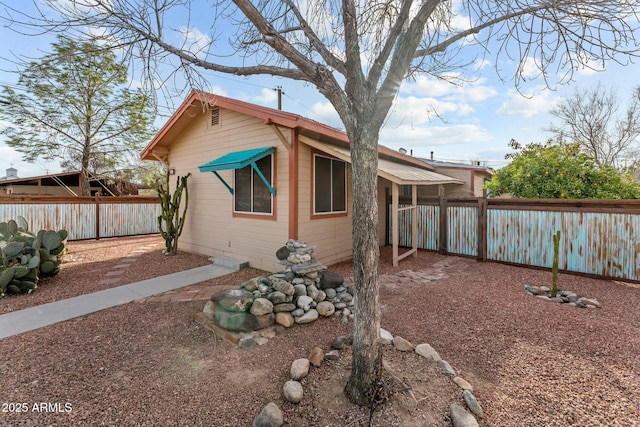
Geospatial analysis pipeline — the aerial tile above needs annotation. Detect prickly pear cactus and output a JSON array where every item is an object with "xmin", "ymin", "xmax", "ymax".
[{"xmin": 0, "ymin": 216, "xmax": 67, "ymax": 297}]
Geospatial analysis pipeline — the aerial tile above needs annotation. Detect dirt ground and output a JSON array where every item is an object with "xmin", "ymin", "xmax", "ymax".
[{"xmin": 0, "ymin": 235, "xmax": 638, "ymax": 426}]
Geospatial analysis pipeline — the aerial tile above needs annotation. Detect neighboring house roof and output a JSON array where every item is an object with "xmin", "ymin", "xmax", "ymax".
[
  {"xmin": 0, "ymin": 170, "xmax": 140, "ymax": 196},
  {"xmin": 0, "ymin": 171, "xmax": 87, "ymax": 186},
  {"xmin": 420, "ymin": 158, "xmax": 495, "ymax": 175},
  {"xmin": 141, "ymin": 90, "xmax": 437, "ymax": 173}
]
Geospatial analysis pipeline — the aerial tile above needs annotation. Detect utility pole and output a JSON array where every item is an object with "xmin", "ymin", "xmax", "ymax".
[{"xmin": 274, "ymin": 86, "xmax": 284, "ymax": 110}]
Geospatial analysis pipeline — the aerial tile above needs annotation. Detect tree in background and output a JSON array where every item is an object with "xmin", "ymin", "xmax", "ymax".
[
  {"xmin": 547, "ymin": 83, "xmax": 640, "ymax": 168},
  {"xmin": 9, "ymin": 0, "xmax": 639, "ymax": 405},
  {"xmin": 486, "ymin": 139, "xmax": 640, "ymax": 199},
  {"xmin": 0, "ymin": 36, "xmax": 155, "ymax": 196}
]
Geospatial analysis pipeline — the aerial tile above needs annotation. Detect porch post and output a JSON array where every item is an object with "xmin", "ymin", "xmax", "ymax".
[
  {"xmin": 412, "ymin": 184, "xmax": 418, "ymax": 258},
  {"xmin": 392, "ymin": 182, "xmax": 399, "ymax": 267}
]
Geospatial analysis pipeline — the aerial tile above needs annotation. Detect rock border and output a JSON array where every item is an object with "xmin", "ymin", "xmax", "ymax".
[
  {"xmin": 524, "ymin": 284, "xmax": 602, "ymax": 308},
  {"xmin": 253, "ymin": 327, "xmax": 482, "ymax": 427}
]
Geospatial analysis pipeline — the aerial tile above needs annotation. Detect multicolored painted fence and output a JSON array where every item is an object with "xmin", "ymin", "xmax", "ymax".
[
  {"xmin": 0, "ymin": 196, "xmax": 160, "ymax": 240},
  {"xmin": 389, "ymin": 197, "xmax": 640, "ymax": 282}
]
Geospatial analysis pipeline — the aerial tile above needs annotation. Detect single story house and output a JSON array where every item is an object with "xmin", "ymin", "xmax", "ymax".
[{"xmin": 140, "ymin": 91, "xmax": 463, "ymax": 271}]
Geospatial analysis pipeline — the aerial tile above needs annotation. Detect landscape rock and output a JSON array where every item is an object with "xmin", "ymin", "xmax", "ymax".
[
  {"xmin": 316, "ymin": 301, "xmax": 335, "ymax": 316},
  {"xmin": 293, "ymin": 284, "xmax": 307, "ymax": 297},
  {"xmin": 239, "ymin": 334, "xmax": 256, "ymax": 349},
  {"xmin": 463, "ymin": 390, "xmax": 484, "ymax": 418},
  {"xmin": 283, "ymin": 380, "xmax": 304, "ymax": 404},
  {"xmin": 250, "ymin": 298, "xmax": 274, "ymax": 316},
  {"xmin": 453, "ymin": 376, "xmax": 474, "ymax": 392},
  {"xmin": 325, "ymin": 350, "xmax": 340, "ymax": 360},
  {"xmin": 272, "ymin": 303, "xmax": 296, "ymax": 313},
  {"xmin": 212, "ymin": 289, "xmax": 254, "ymax": 312},
  {"xmin": 308, "ymin": 346, "xmax": 324, "ymax": 367},
  {"xmin": 379, "ymin": 328, "xmax": 394, "ymax": 345},
  {"xmin": 295, "ymin": 309, "xmax": 319, "ymax": 324},
  {"xmin": 296, "ymin": 295, "xmax": 314, "ymax": 311},
  {"xmin": 290, "ymin": 358, "xmax": 310, "ymax": 380},
  {"xmin": 416, "ymin": 343, "xmax": 441, "ymax": 362},
  {"xmin": 202, "ymin": 300, "xmax": 215, "ymax": 315},
  {"xmin": 291, "ymin": 260, "xmax": 325, "ymax": 275},
  {"xmin": 319, "ymin": 270, "xmax": 344, "ymax": 289},
  {"xmin": 392, "ymin": 336, "xmax": 414, "ymax": 352},
  {"xmin": 275, "ymin": 312, "xmax": 295, "ymax": 328},
  {"xmin": 438, "ymin": 359, "xmax": 456, "ymax": 377},
  {"xmin": 268, "ymin": 291, "xmax": 288, "ymax": 305},
  {"xmin": 241, "ymin": 277, "xmax": 262, "ymax": 292},
  {"xmin": 307, "ymin": 285, "xmax": 321, "ymax": 301},
  {"xmin": 275, "ymin": 246, "xmax": 291, "ymax": 261},
  {"xmin": 272, "ymin": 280, "xmax": 295, "ymax": 296},
  {"xmin": 331, "ymin": 335, "xmax": 348, "ymax": 350},
  {"xmin": 215, "ymin": 309, "xmax": 274, "ymax": 332},
  {"xmin": 450, "ymin": 403, "xmax": 479, "ymax": 427},
  {"xmin": 253, "ymin": 402, "xmax": 283, "ymax": 427}
]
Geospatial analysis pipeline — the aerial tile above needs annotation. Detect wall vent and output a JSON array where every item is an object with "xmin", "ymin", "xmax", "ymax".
[{"xmin": 211, "ymin": 107, "xmax": 220, "ymax": 126}]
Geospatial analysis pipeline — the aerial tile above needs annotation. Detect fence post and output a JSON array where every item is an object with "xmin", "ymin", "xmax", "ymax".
[
  {"xmin": 438, "ymin": 185, "xmax": 448, "ymax": 254},
  {"xmin": 94, "ymin": 193, "xmax": 101, "ymax": 240},
  {"xmin": 477, "ymin": 190, "xmax": 488, "ymax": 261}
]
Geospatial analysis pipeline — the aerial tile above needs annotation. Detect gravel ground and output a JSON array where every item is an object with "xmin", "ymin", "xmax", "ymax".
[
  {"xmin": 1, "ymin": 238, "xmax": 638, "ymax": 426},
  {"xmin": 0, "ymin": 235, "xmax": 212, "ymax": 314}
]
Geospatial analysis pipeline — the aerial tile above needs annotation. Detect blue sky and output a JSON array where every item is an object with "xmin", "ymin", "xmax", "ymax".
[{"xmin": 0, "ymin": 1, "xmax": 638, "ymax": 178}]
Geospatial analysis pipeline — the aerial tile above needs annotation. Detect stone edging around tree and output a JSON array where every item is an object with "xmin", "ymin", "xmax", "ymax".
[
  {"xmin": 252, "ymin": 328, "xmax": 483, "ymax": 427},
  {"xmin": 524, "ymin": 285, "xmax": 602, "ymax": 308}
]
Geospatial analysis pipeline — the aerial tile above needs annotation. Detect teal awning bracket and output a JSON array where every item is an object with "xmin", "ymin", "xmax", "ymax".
[
  {"xmin": 198, "ymin": 146, "xmax": 276, "ymax": 196},
  {"xmin": 213, "ymin": 171, "xmax": 235, "ymax": 195}
]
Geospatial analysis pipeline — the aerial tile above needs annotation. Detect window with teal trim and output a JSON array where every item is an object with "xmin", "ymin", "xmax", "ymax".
[{"xmin": 234, "ymin": 155, "xmax": 273, "ymax": 214}]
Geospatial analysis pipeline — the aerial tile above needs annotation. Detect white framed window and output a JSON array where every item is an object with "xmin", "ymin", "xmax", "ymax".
[{"xmin": 313, "ymin": 153, "xmax": 346, "ymax": 215}]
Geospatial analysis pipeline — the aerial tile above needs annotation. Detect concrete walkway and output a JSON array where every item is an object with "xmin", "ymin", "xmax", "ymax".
[{"xmin": 0, "ymin": 264, "xmax": 236, "ymax": 340}]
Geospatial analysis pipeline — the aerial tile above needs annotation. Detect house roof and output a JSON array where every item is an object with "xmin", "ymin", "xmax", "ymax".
[
  {"xmin": 420, "ymin": 158, "xmax": 495, "ymax": 175},
  {"xmin": 300, "ymin": 137, "xmax": 463, "ymax": 186},
  {"xmin": 140, "ymin": 90, "xmax": 435, "ymax": 171}
]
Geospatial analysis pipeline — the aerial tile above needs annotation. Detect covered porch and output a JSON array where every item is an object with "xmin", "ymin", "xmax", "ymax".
[{"xmin": 298, "ymin": 136, "xmax": 463, "ymax": 266}]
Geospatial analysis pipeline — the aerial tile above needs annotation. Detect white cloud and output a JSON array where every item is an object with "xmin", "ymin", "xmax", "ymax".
[
  {"xmin": 381, "ymin": 122, "xmax": 493, "ymax": 150},
  {"xmin": 576, "ymin": 56, "xmax": 607, "ymax": 76},
  {"xmin": 400, "ymin": 75, "xmax": 498, "ymax": 104},
  {"xmin": 178, "ymin": 26, "xmax": 211, "ymax": 57},
  {"xmin": 309, "ymin": 101, "xmax": 341, "ymax": 127},
  {"xmin": 251, "ymin": 88, "xmax": 278, "ymax": 105},
  {"xmin": 518, "ymin": 56, "xmax": 543, "ymax": 81},
  {"xmin": 496, "ymin": 87, "xmax": 560, "ymax": 118}
]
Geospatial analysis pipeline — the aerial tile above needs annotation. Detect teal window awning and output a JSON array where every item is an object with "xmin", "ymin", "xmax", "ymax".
[{"xmin": 198, "ymin": 146, "xmax": 276, "ymax": 196}]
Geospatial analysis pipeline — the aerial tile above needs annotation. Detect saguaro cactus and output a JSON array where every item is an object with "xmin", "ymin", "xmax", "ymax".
[
  {"xmin": 158, "ymin": 171, "xmax": 191, "ymax": 255},
  {"xmin": 551, "ymin": 230, "xmax": 561, "ymax": 297}
]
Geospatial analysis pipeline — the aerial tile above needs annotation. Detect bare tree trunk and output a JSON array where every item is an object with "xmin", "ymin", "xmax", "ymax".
[
  {"xmin": 81, "ymin": 129, "xmax": 92, "ymax": 196},
  {"xmin": 344, "ymin": 125, "xmax": 382, "ymax": 406}
]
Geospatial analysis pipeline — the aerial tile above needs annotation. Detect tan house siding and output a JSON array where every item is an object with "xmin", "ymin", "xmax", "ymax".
[
  {"xmin": 474, "ymin": 172, "xmax": 490, "ymax": 195},
  {"xmin": 430, "ymin": 168, "xmax": 473, "ymax": 196},
  {"xmin": 297, "ymin": 142, "xmax": 354, "ymax": 266},
  {"xmin": 166, "ymin": 107, "xmax": 290, "ymax": 272}
]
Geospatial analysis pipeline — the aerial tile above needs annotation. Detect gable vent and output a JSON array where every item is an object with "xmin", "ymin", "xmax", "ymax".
[{"xmin": 211, "ymin": 107, "xmax": 220, "ymax": 126}]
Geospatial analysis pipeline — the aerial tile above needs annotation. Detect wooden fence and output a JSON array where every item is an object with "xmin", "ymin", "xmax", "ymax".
[
  {"xmin": 388, "ymin": 196, "xmax": 640, "ymax": 283},
  {"xmin": 0, "ymin": 195, "xmax": 161, "ymax": 240}
]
